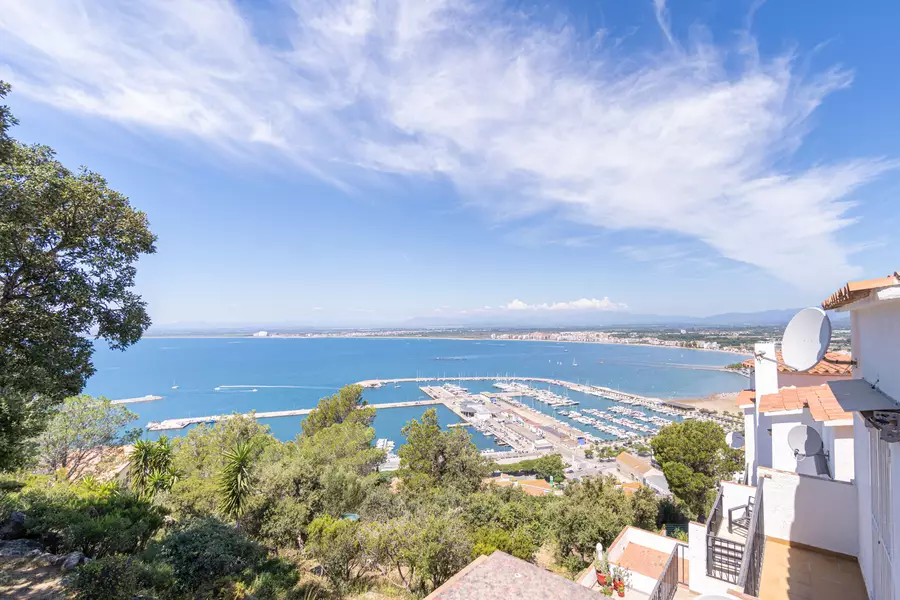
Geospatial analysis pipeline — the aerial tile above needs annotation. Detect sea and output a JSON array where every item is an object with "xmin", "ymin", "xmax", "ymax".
[{"xmin": 83, "ymin": 337, "xmax": 749, "ymax": 450}]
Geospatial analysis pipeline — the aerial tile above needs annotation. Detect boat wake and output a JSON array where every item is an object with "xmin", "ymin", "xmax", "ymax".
[{"xmin": 215, "ymin": 385, "xmax": 338, "ymax": 391}]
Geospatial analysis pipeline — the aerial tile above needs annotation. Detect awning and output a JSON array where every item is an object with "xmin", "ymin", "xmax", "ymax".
[{"xmin": 827, "ymin": 379, "xmax": 900, "ymax": 412}]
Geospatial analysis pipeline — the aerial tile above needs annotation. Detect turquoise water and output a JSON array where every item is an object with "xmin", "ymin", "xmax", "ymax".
[{"xmin": 84, "ymin": 337, "xmax": 749, "ymax": 449}]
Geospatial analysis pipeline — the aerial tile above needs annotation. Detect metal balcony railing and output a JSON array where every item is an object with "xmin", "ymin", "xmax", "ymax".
[
  {"xmin": 738, "ymin": 479, "xmax": 766, "ymax": 596},
  {"xmin": 706, "ymin": 485, "xmax": 745, "ymax": 584},
  {"xmin": 648, "ymin": 543, "xmax": 688, "ymax": 600}
]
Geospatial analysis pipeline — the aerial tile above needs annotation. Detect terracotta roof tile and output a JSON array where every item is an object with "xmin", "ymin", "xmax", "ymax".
[
  {"xmin": 741, "ymin": 351, "xmax": 853, "ymax": 377},
  {"xmin": 759, "ymin": 384, "xmax": 853, "ymax": 422},
  {"xmin": 735, "ymin": 390, "xmax": 755, "ymax": 408},
  {"xmin": 822, "ymin": 272, "xmax": 900, "ymax": 310}
]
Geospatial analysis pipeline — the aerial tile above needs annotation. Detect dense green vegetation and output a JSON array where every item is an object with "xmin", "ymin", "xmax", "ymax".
[
  {"xmin": 651, "ymin": 420, "xmax": 743, "ymax": 520},
  {"xmin": 493, "ymin": 454, "xmax": 566, "ymax": 481},
  {"xmin": 1, "ymin": 389, "xmax": 690, "ymax": 598},
  {"xmin": 0, "ymin": 81, "xmax": 156, "ymax": 472}
]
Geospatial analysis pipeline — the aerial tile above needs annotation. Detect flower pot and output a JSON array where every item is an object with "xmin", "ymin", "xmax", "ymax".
[
  {"xmin": 617, "ymin": 590, "xmax": 625, "ymax": 598},
  {"xmin": 597, "ymin": 572, "xmax": 607, "ymax": 585}
]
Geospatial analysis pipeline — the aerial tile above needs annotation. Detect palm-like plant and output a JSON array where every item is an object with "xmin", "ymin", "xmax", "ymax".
[
  {"xmin": 217, "ymin": 439, "xmax": 256, "ymax": 526},
  {"xmin": 129, "ymin": 437, "xmax": 177, "ymax": 499}
]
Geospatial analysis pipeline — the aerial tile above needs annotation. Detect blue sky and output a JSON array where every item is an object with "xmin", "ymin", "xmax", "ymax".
[{"xmin": 2, "ymin": 0, "xmax": 899, "ymax": 327}]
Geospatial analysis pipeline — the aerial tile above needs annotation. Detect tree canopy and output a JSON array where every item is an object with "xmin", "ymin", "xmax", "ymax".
[
  {"xmin": 37, "ymin": 394, "xmax": 138, "ymax": 479},
  {"xmin": 0, "ymin": 81, "xmax": 156, "ymax": 472},
  {"xmin": 397, "ymin": 407, "xmax": 491, "ymax": 493},
  {"xmin": 650, "ymin": 419, "xmax": 742, "ymax": 520},
  {"xmin": 301, "ymin": 384, "xmax": 374, "ymax": 437}
]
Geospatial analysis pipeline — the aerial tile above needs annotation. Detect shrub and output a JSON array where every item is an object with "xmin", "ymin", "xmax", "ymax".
[
  {"xmin": 158, "ymin": 517, "xmax": 267, "ymax": 593},
  {"xmin": 71, "ymin": 555, "xmax": 141, "ymax": 600},
  {"xmin": 15, "ymin": 481, "xmax": 165, "ymax": 557}
]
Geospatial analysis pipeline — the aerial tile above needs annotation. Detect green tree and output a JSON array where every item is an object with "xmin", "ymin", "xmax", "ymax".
[
  {"xmin": 650, "ymin": 420, "xmax": 740, "ymax": 520},
  {"xmin": 306, "ymin": 514, "xmax": 364, "ymax": 596},
  {"xmin": 302, "ymin": 384, "xmax": 374, "ymax": 437},
  {"xmin": 630, "ymin": 485, "xmax": 661, "ymax": 531},
  {"xmin": 165, "ymin": 415, "xmax": 277, "ymax": 518},
  {"xmin": 495, "ymin": 454, "xmax": 566, "ymax": 481},
  {"xmin": 0, "ymin": 82, "xmax": 156, "ymax": 472},
  {"xmin": 398, "ymin": 408, "xmax": 490, "ymax": 493},
  {"xmin": 36, "ymin": 395, "xmax": 138, "ymax": 479},
  {"xmin": 554, "ymin": 476, "xmax": 633, "ymax": 571},
  {"xmin": 218, "ymin": 439, "xmax": 257, "ymax": 526}
]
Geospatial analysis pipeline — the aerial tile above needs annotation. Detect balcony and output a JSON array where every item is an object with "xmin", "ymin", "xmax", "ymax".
[{"xmin": 705, "ymin": 481, "xmax": 760, "ymax": 589}]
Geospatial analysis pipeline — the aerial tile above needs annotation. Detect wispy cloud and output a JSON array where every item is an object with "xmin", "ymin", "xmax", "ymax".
[
  {"xmin": 502, "ymin": 298, "xmax": 628, "ymax": 312},
  {"xmin": 0, "ymin": 0, "xmax": 892, "ymax": 289}
]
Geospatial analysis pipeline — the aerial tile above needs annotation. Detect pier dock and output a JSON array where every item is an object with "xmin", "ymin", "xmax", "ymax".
[
  {"xmin": 112, "ymin": 395, "xmax": 164, "ymax": 405},
  {"xmin": 145, "ymin": 399, "xmax": 440, "ymax": 431}
]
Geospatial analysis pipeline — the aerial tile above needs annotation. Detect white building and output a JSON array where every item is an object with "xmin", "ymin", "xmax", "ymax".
[{"xmin": 593, "ymin": 271, "xmax": 900, "ymax": 600}]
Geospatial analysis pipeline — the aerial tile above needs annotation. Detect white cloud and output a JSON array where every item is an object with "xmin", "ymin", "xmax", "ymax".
[
  {"xmin": 311, "ymin": 306, "xmax": 324, "ymax": 311},
  {"xmin": 0, "ymin": 0, "xmax": 892, "ymax": 289},
  {"xmin": 501, "ymin": 298, "xmax": 628, "ymax": 312}
]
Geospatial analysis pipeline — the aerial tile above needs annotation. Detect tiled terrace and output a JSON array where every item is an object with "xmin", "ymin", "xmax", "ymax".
[{"xmin": 758, "ymin": 539, "xmax": 867, "ymax": 600}]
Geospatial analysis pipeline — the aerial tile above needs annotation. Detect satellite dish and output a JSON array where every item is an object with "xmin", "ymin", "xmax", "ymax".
[
  {"xmin": 787, "ymin": 425, "xmax": 824, "ymax": 459},
  {"xmin": 782, "ymin": 307, "xmax": 832, "ymax": 371},
  {"xmin": 726, "ymin": 431, "xmax": 745, "ymax": 449}
]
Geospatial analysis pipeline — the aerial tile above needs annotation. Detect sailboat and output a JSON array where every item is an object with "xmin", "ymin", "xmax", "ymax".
[
  {"xmin": 171, "ymin": 380, "xmax": 179, "ymax": 390},
  {"xmin": 572, "ymin": 359, "xmax": 578, "ymax": 367}
]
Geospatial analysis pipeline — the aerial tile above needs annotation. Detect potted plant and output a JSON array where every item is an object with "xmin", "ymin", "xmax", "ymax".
[
  {"xmin": 600, "ymin": 586, "xmax": 613, "ymax": 597},
  {"xmin": 595, "ymin": 552, "xmax": 609, "ymax": 586}
]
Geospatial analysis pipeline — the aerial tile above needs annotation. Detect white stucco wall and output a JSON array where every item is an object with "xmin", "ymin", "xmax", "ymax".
[
  {"xmin": 753, "ymin": 343, "xmax": 780, "ymax": 484},
  {"xmin": 853, "ymin": 299, "xmax": 900, "ymax": 402},
  {"xmin": 830, "ymin": 424, "xmax": 855, "ymax": 482},
  {"xmin": 854, "ymin": 414, "xmax": 873, "ymax": 599},
  {"xmin": 759, "ymin": 467, "xmax": 858, "ymax": 557},
  {"xmin": 743, "ymin": 406, "xmax": 756, "ymax": 478},
  {"xmin": 777, "ymin": 372, "xmax": 850, "ymax": 388},
  {"xmin": 768, "ymin": 410, "xmax": 823, "ymax": 476},
  {"xmin": 721, "ymin": 481, "xmax": 756, "ymax": 519}
]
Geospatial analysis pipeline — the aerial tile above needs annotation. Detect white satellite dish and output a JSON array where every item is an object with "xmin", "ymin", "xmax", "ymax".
[
  {"xmin": 726, "ymin": 431, "xmax": 745, "ymax": 450},
  {"xmin": 787, "ymin": 425, "xmax": 824, "ymax": 459},
  {"xmin": 781, "ymin": 307, "xmax": 832, "ymax": 372},
  {"xmin": 787, "ymin": 424, "xmax": 831, "ymax": 477}
]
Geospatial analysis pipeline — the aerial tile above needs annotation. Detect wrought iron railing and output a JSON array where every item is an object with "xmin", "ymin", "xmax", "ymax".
[
  {"xmin": 706, "ymin": 485, "xmax": 745, "ymax": 584},
  {"xmin": 648, "ymin": 543, "xmax": 688, "ymax": 600},
  {"xmin": 738, "ymin": 479, "xmax": 766, "ymax": 596}
]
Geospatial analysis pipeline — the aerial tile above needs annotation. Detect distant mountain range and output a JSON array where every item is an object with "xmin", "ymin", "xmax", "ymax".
[
  {"xmin": 400, "ymin": 308, "xmax": 848, "ymax": 329},
  {"xmin": 148, "ymin": 307, "xmax": 847, "ymax": 335}
]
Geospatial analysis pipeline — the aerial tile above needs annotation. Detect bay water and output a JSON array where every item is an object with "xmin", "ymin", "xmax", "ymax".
[{"xmin": 84, "ymin": 337, "xmax": 748, "ymax": 449}]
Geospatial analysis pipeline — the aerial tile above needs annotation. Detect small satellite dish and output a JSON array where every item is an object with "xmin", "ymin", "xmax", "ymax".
[
  {"xmin": 726, "ymin": 431, "xmax": 745, "ymax": 449},
  {"xmin": 782, "ymin": 308, "xmax": 832, "ymax": 371},
  {"xmin": 787, "ymin": 425, "xmax": 824, "ymax": 459}
]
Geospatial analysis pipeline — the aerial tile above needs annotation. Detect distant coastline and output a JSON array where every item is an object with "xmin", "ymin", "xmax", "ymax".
[{"xmin": 143, "ymin": 333, "xmax": 750, "ymax": 357}]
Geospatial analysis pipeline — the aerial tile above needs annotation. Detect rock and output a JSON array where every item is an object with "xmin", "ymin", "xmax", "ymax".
[
  {"xmin": 0, "ymin": 511, "xmax": 26, "ymax": 540},
  {"xmin": 25, "ymin": 548, "xmax": 43, "ymax": 558},
  {"xmin": 36, "ymin": 552, "xmax": 61, "ymax": 566},
  {"xmin": 0, "ymin": 538, "xmax": 44, "ymax": 557},
  {"xmin": 60, "ymin": 551, "xmax": 89, "ymax": 572}
]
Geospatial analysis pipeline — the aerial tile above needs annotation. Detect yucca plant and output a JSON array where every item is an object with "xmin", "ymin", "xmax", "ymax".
[{"xmin": 217, "ymin": 439, "xmax": 257, "ymax": 527}]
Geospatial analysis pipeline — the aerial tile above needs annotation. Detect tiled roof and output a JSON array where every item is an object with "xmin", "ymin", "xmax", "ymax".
[
  {"xmin": 426, "ymin": 551, "xmax": 600, "ymax": 600},
  {"xmin": 758, "ymin": 384, "xmax": 853, "ymax": 422},
  {"xmin": 822, "ymin": 272, "xmax": 900, "ymax": 310},
  {"xmin": 616, "ymin": 451, "xmax": 653, "ymax": 475},
  {"xmin": 487, "ymin": 477, "xmax": 553, "ymax": 496},
  {"xmin": 619, "ymin": 481, "xmax": 643, "ymax": 495},
  {"xmin": 736, "ymin": 390, "xmax": 755, "ymax": 408},
  {"xmin": 741, "ymin": 351, "xmax": 852, "ymax": 377}
]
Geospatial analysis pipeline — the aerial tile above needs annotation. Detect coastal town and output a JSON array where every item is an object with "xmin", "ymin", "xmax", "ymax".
[{"xmin": 243, "ymin": 324, "xmax": 853, "ymax": 354}]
